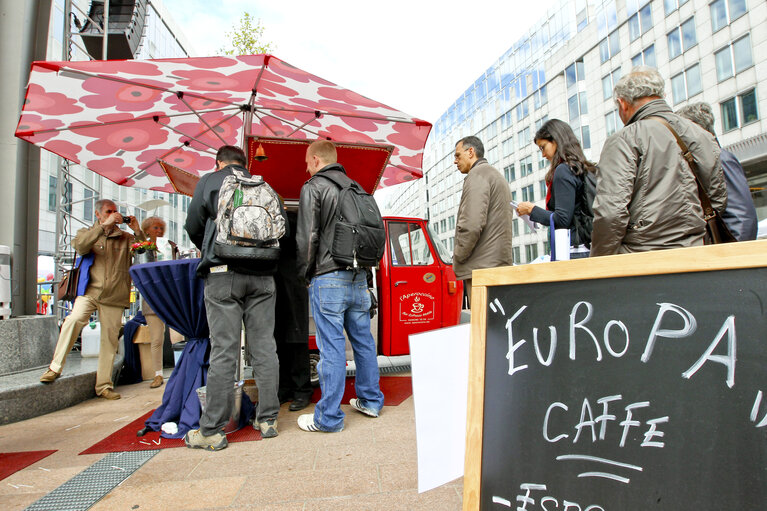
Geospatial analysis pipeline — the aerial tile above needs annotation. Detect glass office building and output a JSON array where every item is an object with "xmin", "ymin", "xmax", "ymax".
[
  {"xmin": 39, "ymin": 0, "xmax": 196, "ymax": 256},
  {"xmin": 385, "ymin": 0, "xmax": 767, "ymax": 264}
]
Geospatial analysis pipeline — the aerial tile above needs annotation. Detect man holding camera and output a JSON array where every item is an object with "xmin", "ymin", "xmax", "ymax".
[{"xmin": 40, "ymin": 199, "xmax": 145, "ymax": 400}]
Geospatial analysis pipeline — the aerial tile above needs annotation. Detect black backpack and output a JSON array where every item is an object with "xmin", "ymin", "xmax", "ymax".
[
  {"xmin": 571, "ymin": 170, "xmax": 597, "ymax": 248},
  {"xmin": 319, "ymin": 172, "xmax": 385, "ymax": 268}
]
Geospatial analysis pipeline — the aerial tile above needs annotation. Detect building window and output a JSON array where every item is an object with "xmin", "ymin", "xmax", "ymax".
[
  {"xmin": 502, "ymin": 110, "xmax": 514, "ymax": 131},
  {"xmin": 511, "ymin": 191, "xmax": 518, "ymax": 202},
  {"xmin": 504, "ymin": 164, "xmax": 516, "ymax": 182},
  {"xmin": 535, "ymin": 115, "xmax": 549, "ymax": 132},
  {"xmin": 599, "ymin": 31, "xmax": 620, "ymax": 63},
  {"xmin": 520, "ymin": 156, "xmax": 533, "ymax": 177},
  {"xmin": 631, "ymin": 44, "xmax": 656, "ymax": 68},
  {"xmin": 502, "ymin": 137, "xmax": 514, "ymax": 157},
  {"xmin": 513, "ymin": 246, "xmax": 521, "ymax": 263},
  {"xmin": 710, "ymin": 0, "xmax": 747, "ymax": 33},
  {"xmin": 629, "ymin": 3, "xmax": 653, "ymax": 41},
  {"xmin": 568, "ymin": 92, "xmax": 588, "ymax": 122},
  {"xmin": 516, "ymin": 100, "xmax": 529, "ymax": 121},
  {"xmin": 534, "ymin": 86, "xmax": 548, "ymax": 109},
  {"xmin": 512, "ymin": 219, "xmax": 519, "ymax": 237},
  {"xmin": 48, "ymin": 176, "xmax": 57, "ymax": 212},
  {"xmin": 565, "ymin": 59, "xmax": 585, "ymax": 88},
  {"xmin": 602, "ymin": 68, "xmax": 623, "ymax": 101},
  {"xmin": 664, "ymin": 0, "xmax": 689, "ymax": 15},
  {"xmin": 517, "ymin": 127, "xmax": 531, "ymax": 147},
  {"xmin": 576, "ymin": 5, "xmax": 589, "ymax": 32},
  {"xmin": 605, "ymin": 110, "xmax": 623, "ymax": 136},
  {"xmin": 721, "ymin": 88, "xmax": 758, "ymax": 132},
  {"xmin": 580, "ymin": 126, "xmax": 591, "ymax": 149},
  {"xmin": 449, "ymin": 215, "xmax": 455, "ymax": 229},
  {"xmin": 486, "ymin": 120, "xmax": 498, "ymax": 141},
  {"xmin": 83, "ymin": 189, "xmax": 94, "ymax": 222},
  {"xmin": 668, "ymin": 18, "xmax": 696, "ymax": 59},
  {"xmin": 525, "ymin": 243, "xmax": 539, "ymax": 262},
  {"xmin": 539, "ymin": 180, "xmax": 547, "ymax": 199},
  {"xmin": 671, "ymin": 64, "xmax": 703, "ymax": 105},
  {"xmin": 522, "ymin": 184, "xmax": 535, "ymax": 202},
  {"xmin": 715, "ymin": 34, "xmax": 753, "ymax": 82},
  {"xmin": 538, "ymin": 154, "xmax": 547, "ymax": 170},
  {"xmin": 63, "ymin": 181, "xmax": 72, "ymax": 214}
]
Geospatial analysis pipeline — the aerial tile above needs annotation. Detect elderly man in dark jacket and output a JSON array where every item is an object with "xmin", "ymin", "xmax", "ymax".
[
  {"xmin": 677, "ymin": 102, "xmax": 757, "ymax": 241},
  {"xmin": 295, "ymin": 140, "xmax": 384, "ymax": 433},
  {"xmin": 591, "ymin": 67, "xmax": 727, "ymax": 256},
  {"xmin": 453, "ymin": 136, "xmax": 514, "ymax": 305}
]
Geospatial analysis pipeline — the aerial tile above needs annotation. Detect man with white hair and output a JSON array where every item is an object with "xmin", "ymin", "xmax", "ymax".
[{"xmin": 590, "ymin": 67, "xmax": 727, "ymax": 256}]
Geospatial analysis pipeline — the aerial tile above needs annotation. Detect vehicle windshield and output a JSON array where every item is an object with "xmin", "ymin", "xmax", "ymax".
[{"xmin": 426, "ymin": 223, "xmax": 452, "ymax": 264}]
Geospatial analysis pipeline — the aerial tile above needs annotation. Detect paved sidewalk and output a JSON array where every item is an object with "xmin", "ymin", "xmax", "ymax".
[{"xmin": 0, "ymin": 373, "xmax": 463, "ymax": 510}]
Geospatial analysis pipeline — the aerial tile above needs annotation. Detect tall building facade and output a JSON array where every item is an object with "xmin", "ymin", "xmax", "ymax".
[
  {"xmin": 385, "ymin": 0, "xmax": 767, "ymax": 264},
  {"xmin": 38, "ymin": 0, "xmax": 196, "ymax": 258}
]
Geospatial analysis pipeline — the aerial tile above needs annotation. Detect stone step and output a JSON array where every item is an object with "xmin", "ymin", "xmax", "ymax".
[{"xmin": 0, "ymin": 351, "xmax": 124, "ymax": 425}]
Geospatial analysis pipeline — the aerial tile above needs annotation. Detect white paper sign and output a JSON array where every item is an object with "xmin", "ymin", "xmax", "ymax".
[{"xmin": 409, "ymin": 323, "xmax": 471, "ymax": 493}]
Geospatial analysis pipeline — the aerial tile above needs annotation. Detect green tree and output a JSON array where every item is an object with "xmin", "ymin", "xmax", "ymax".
[{"xmin": 219, "ymin": 12, "xmax": 275, "ymax": 56}]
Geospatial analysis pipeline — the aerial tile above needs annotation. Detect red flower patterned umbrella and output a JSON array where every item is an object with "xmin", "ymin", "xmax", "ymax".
[{"xmin": 15, "ymin": 54, "xmax": 431, "ymax": 193}]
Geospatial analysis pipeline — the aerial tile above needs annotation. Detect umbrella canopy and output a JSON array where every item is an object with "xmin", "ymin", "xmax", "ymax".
[{"xmin": 15, "ymin": 54, "xmax": 431, "ymax": 192}]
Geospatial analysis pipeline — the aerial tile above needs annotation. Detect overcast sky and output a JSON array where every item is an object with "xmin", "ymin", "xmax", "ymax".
[{"xmin": 160, "ymin": 0, "xmax": 557, "ymax": 124}]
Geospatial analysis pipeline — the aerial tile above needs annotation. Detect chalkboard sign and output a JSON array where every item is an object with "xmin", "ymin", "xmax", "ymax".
[{"xmin": 463, "ymin": 241, "xmax": 767, "ymax": 510}]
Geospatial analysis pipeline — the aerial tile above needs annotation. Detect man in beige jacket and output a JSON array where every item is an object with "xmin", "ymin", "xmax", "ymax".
[
  {"xmin": 453, "ymin": 136, "xmax": 514, "ymax": 306},
  {"xmin": 591, "ymin": 67, "xmax": 727, "ymax": 256},
  {"xmin": 40, "ymin": 199, "xmax": 145, "ymax": 400}
]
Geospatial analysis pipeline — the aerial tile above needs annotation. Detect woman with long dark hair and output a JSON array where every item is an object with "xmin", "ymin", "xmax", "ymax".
[{"xmin": 516, "ymin": 118, "xmax": 596, "ymax": 258}]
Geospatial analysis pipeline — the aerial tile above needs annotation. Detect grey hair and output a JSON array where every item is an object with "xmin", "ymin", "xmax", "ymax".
[
  {"xmin": 613, "ymin": 66, "xmax": 665, "ymax": 104},
  {"xmin": 677, "ymin": 102, "xmax": 716, "ymax": 136},
  {"xmin": 141, "ymin": 215, "xmax": 166, "ymax": 233},
  {"xmin": 456, "ymin": 136, "xmax": 485, "ymax": 158},
  {"xmin": 94, "ymin": 199, "xmax": 115, "ymax": 212}
]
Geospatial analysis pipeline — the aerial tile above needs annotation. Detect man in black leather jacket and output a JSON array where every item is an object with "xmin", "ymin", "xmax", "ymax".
[{"xmin": 295, "ymin": 140, "xmax": 384, "ymax": 433}]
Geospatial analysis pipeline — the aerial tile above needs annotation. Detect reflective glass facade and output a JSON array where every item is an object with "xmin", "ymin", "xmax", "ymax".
[{"xmin": 386, "ymin": 0, "xmax": 767, "ymax": 263}]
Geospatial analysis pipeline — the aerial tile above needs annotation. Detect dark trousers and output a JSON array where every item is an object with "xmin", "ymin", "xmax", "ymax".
[
  {"xmin": 200, "ymin": 272, "xmax": 279, "ymax": 435},
  {"xmin": 277, "ymin": 341, "xmax": 312, "ymax": 401}
]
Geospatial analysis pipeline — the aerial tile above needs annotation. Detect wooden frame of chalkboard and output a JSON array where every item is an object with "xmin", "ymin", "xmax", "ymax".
[{"xmin": 463, "ymin": 241, "xmax": 767, "ymax": 510}]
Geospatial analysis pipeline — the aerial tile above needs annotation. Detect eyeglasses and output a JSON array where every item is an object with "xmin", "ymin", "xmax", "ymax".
[{"xmin": 536, "ymin": 141, "xmax": 549, "ymax": 153}]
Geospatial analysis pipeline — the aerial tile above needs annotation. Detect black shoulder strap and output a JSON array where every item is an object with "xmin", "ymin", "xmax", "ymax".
[{"xmin": 317, "ymin": 171, "xmax": 350, "ymax": 190}]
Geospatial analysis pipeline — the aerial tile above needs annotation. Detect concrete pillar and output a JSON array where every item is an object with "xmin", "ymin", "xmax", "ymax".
[{"xmin": 0, "ymin": 0, "xmax": 51, "ymax": 315}]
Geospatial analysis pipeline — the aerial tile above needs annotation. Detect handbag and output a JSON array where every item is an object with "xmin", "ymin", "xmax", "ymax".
[
  {"xmin": 648, "ymin": 116, "xmax": 736, "ymax": 244},
  {"xmin": 57, "ymin": 257, "xmax": 81, "ymax": 301}
]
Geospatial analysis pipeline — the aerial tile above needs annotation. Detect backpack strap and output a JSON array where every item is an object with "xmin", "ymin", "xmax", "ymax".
[{"xmin": 316, "ymin": 171, "xmax": 350, "ymax": 190}]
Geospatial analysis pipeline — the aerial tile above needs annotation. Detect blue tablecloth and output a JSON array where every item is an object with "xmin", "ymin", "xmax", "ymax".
[
  {"xmin": 130, "ymin": 259, "xmax": 209, "ymax": 438},
  {"xmin": 130, "ymin": 259, "xmax": 255, "ymax": 438}
]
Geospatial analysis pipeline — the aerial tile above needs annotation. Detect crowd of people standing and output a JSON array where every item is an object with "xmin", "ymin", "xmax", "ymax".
[{"xmin": 37, "ymin": 65, "xmax": 759, "ymax": 451}]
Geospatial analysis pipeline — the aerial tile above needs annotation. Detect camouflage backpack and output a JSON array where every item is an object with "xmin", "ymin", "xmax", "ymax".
[{"xmin": 214, "ymin": 168, "xmax": 286, "ymax": 260}]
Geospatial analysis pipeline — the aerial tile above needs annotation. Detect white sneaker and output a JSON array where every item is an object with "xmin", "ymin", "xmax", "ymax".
[
  {"xmin": 349, "ymin": 398, "xmax": 379, "ymax": 418},
  {"xmin": 297, "ymin": 413, "xmax": 322, "ymax": 432}
]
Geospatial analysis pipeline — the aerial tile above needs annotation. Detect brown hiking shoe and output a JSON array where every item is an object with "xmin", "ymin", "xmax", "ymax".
[
  {"xmin": 149, "ymin": 375, "xmax": 164, "ymax": 388},
  {"xmin": 98, "ymin": 389, "xmax": 121, "ymax": 400},
  {"xmin": 40, "ymin": 368, "xmax": 61, "ymax": 383}
]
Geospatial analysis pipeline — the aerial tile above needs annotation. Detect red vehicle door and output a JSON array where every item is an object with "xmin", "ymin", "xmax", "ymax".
[{"xmin": 378, "ymin": 218, "xmax": 461, "ymax": 356}]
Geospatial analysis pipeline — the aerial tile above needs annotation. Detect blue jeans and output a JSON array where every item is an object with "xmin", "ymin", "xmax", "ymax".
[{"xmin": 310, "ymin": 270, "xmax": 384, "ymax": 431}]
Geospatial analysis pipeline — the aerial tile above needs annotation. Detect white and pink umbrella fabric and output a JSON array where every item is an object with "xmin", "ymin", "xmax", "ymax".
[{"xmin": 15, "ymin": 54, "xmax": 431, "ymax": 192}]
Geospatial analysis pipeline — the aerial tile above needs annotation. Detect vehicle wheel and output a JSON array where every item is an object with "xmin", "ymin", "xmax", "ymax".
[{"xmin": 309, "ymin": 353, "xmax": 320, "ymax": 387}]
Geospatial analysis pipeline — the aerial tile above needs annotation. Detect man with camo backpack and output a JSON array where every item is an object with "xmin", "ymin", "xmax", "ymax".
[{"xmin": 185, "ymin": 145, "xmax": 287, "ymax": 450}]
